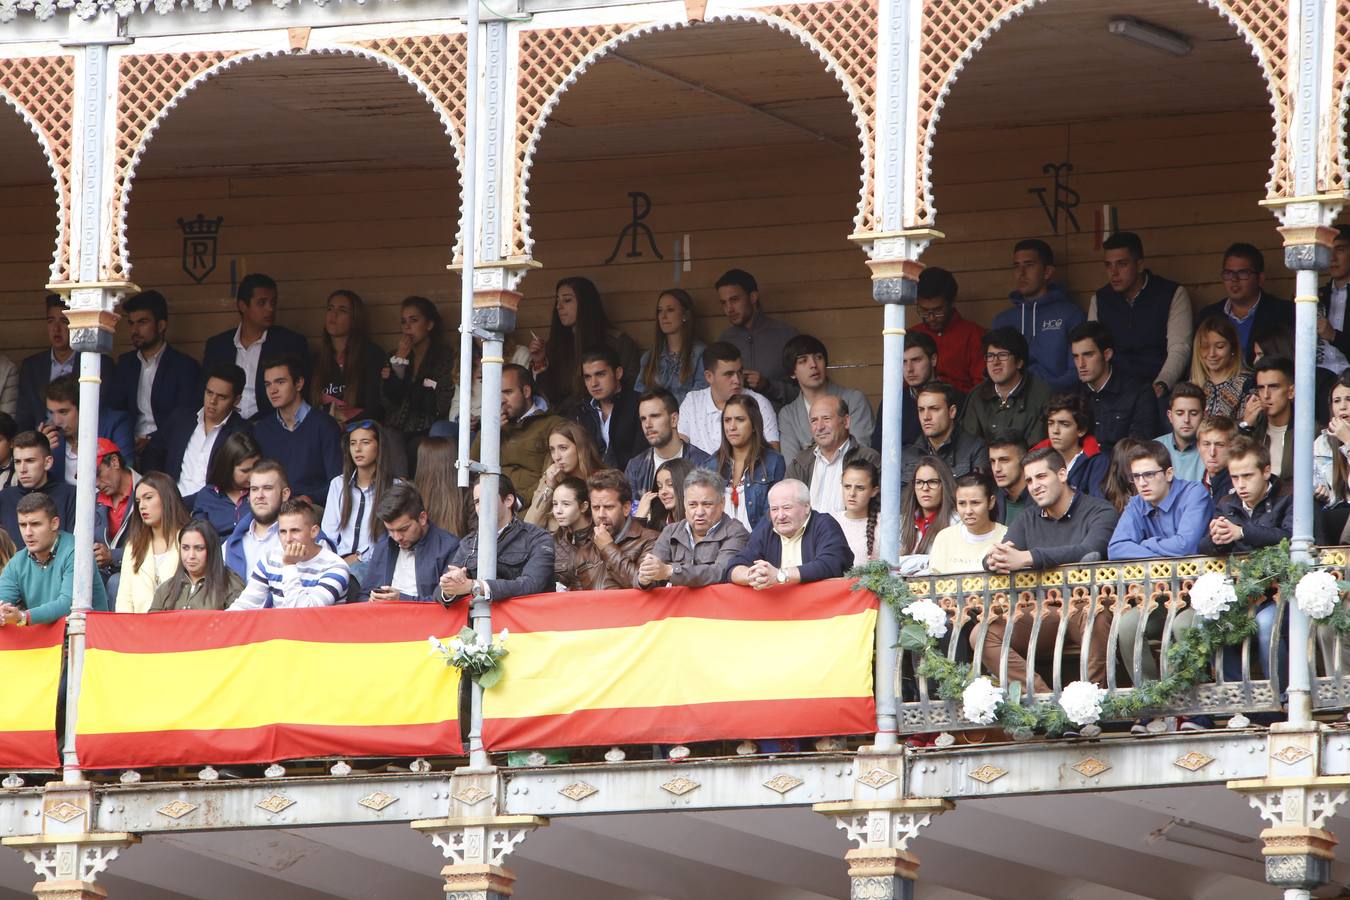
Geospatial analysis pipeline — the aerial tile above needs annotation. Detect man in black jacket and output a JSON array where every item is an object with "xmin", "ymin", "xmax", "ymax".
[
  {"xmin": 440, "ymin": 476, "xmax": 554, "ymax": 602},
  {"xmin": 1317, "ymin": 224, "xmax": 1350, "ymax": 371},
  {"xmin": 201, "ymin": 274, "xmax": 309, "ymax": 421},
  {"xmin": 362, "ymin": 483, "xmax": 459, "ymax": 601},
  {"xmin": 726, "ymin": 479, "xmax": 851, "ymax": 586},
  {"xmin": 1199, "ymin": 437, "xmax": 1291, "ymax": 555},
  {"xmin": 901, "ymin": 382, "xmax": 987, "ymax": 484},
  {"xmin": 143, "ymin": 363, "xmax": 251, "ymax": 498},
  {"xmin": 571, "ymin": 348, "xmax": 642, "ymax": 471},
  {"xmin": 1069, "ymin": 321, "xmax": 1156, "ymax": 451},
  {"xmin": 0, "ymin": 431, "xmax": 76, "ymax": 539}
]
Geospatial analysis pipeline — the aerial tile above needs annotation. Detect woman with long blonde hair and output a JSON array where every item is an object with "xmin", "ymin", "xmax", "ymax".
[{"xmin": 1190, "ymin": 316, "xmax": 1253, "ymax": 419}]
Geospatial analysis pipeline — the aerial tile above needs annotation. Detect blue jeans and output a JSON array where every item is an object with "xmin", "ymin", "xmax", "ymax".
[{"xmin": 1222, "ymin": 600, "xmax": 1288, "ymax": 693}]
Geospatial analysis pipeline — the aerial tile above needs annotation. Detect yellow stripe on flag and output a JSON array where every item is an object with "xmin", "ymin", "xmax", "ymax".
[
  {"xmin": 1, "ymin": 645, "xmax": 62, "ymax": 733},
  {"xmin": 486, "ymin": 610, "xmax": 876, "ymax": 720},
  {"xmin": 79, "ymin": 639, "xmax": 460, "ymax": 735}
]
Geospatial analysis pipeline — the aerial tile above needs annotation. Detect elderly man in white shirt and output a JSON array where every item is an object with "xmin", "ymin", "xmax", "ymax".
[{"xmin": 677, "ymin": 341, "xmax": 778, "ymax": 456}]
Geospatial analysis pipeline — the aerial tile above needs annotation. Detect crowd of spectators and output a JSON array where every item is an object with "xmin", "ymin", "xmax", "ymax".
[{"xmin": 0, "ymin": 229, "xmax": 1345, "ymax": 714}]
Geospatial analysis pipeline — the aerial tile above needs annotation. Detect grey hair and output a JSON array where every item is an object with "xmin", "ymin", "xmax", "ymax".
[
  {"xmin": 769, "ymin": 478, "xmax": 811, "ymax": 505},
  {"xmin": 683, "ymin": 467, "xmax": 725, "ymax": 496}
]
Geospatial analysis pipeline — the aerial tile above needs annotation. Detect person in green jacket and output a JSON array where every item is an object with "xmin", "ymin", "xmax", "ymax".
[{"xmin": 0, "ymin": 492, "xmax": 108, "ymax": 625}]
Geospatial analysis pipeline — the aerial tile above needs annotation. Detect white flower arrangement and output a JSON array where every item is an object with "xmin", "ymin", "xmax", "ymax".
[
  {"xmin": 961, "ymin": 677, "xmax": 1003, "ymax": 725},
  {"xmin": 1295, "ymin": 570, "xmax": 1342, "ymax": 621},
  {"xmin": 1058, "ymin": 680, "xmax": 1107, "ymax": 726},
  {"xmin": 1187, "ymin": 571, "xmax": 1238, "ymax": 621},
  {"xmin": 429, "ymin": 627, "xmax": 509, "ymax": 688},
  {"xmin": 903, "ymin": 598, "xmax": 948, "ymax": 640}
]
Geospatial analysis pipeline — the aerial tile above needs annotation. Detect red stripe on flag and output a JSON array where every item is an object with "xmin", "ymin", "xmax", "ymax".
[
  {"xmin": 0, "ymin": 730, "xmax": 59, "ymax": 769},
  {"xmin": 0, "ymin": 620, "xmax": 65, "ymax": 651},
  {"xmin": 86, "ymin": 602, "xmax": 467, "ymax": 653},
  {"xmin": 493, "ymin": 580, "xmax": 877, "ymax": 634},
  {"xmin": 483, "ymin": 696, "xmax": 876, "ymax": 750},
  {"xmin": 77, "ymin": 720, "xmax": 464, "ymax": 769}
]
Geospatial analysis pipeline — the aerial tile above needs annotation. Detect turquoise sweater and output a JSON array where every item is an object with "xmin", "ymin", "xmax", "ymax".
[{"xmin": 0, "ymin": 533, "xmax": 110, "ymax": 623}]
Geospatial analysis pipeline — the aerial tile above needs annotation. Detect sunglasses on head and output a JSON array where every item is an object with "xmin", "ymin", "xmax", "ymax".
[{"xmin": 345, "ymin": 419, "xmax": 377, "ymax": 433}]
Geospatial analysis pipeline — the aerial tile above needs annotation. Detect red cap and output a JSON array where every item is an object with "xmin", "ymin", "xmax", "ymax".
[{"xmin": 95, "ymin": 438, "xmax": 121, "ymax": 466}]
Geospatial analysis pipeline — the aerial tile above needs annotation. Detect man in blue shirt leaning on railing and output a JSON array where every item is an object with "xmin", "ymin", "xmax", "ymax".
[{"xmin": 1108, "ymin": 440, "xmax": 1214, "ymax": 561}]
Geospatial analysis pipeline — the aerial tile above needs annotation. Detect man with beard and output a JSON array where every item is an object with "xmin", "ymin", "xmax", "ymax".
[
  {"xmin": 224, "ymin": 459, "xmax": 291, "ymax": 579},
  {"xmin": 109, "ymin": 290, "xmax": 202, "ymax": 457},
  {"xmin": 624, "ymin": 388, "xmax": 711, "ymax": 501}
]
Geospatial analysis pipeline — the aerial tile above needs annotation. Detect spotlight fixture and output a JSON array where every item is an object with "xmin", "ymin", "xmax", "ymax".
[{"xmin": 1106, "ymin": 16, "xmax": 1193, "ymax": 57}]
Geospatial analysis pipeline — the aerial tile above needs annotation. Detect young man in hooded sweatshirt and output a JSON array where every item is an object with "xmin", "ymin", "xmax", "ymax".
[{"xmin": 993, "ymin": 238, "xmax": 1084, "ymax": 392}]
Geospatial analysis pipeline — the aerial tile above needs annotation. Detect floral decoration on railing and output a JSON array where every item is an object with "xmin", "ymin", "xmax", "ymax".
[
  {"xmin": 430, "ymin": 627, "xmax": 509, "ymax": 689},
  {"xmin": 853, "ymin": 541, "xmax": 1350, "ymax": 738}
]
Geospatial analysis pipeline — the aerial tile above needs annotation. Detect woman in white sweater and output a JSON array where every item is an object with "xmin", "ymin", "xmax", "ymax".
[
  {"xmin": 116, "ymin": 472, "xmax": 190, "ymax": 613},
  {"xmin": 928, "ymin": 472, "xmax": 1007, "ymax": 575}
]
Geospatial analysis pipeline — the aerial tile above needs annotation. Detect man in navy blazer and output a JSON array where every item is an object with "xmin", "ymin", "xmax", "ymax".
[
  {"xmin": 16, "ymin": 294, "xmax": 114, "ymax": 431},
  {"xmin": 201, "ymin": 273, "xmax": 310, "ymax": 421},
  {"xmin": 143, "ymin": 363, "xmax": 251, "ymax": 497},
  {"xmin": 726, "ymin": 478, "xmax": 852, "ymax": 586},
  {"xmin": 108, "ymin": 291, "xmax": 202, "ymax": 456},
  {"xmin": 359, "ymin": 484, "xmax": 459, "ymax": 601}
]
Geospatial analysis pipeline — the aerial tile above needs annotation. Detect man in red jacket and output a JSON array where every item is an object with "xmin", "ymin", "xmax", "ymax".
[{"xmin": 911, "ymin": 267, "xmax": 986, "ymax": 393}]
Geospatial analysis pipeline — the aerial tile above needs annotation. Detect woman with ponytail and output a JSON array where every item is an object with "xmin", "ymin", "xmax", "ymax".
[{"xmin": 833, "ymin": 459, "xmax": 879, "ymax": 566}]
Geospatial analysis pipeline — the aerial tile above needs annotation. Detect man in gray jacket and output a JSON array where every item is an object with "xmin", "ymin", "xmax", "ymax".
[{"xmin": 637, "ymin": 468, "xmax": 749, "ymax": 588}]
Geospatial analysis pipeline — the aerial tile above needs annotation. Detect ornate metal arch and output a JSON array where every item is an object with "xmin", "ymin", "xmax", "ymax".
[
  {"xmin": 511, "ymin": 0, "xmax": 877, "ymax": 259},
  {"xmin": 0, "ymin": 56, "xmax": 74, "ymax": 283},
  {"xmin": 109, "ymin": 39, "xmax": 466, "ymax": 281},
  {"xmin": 913, "ymin": 0, "xmax": 1291, "ymax": 226},
  {"xmin": 1328, "ymin": 0, "xmax": 1350, "ymax": 194}
]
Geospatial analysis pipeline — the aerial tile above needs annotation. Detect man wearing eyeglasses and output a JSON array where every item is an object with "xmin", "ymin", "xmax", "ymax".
[
  {"xmin": 910, "ymin": 267, "xmax": 986, "ymax": 394},
  {"xmin": 1194, "ymin": 243, "xmax": 1293, "ymax": 365},
  {"xmin": 1107, "ymin": 440, "xmax": 1214, "ymax": 560},
  {"xmin": 960, "ymin": 327, "xmax": 1051, "ymax": 447}
]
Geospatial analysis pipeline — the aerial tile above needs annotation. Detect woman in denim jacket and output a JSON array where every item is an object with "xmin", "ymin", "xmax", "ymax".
[
  {"xmin": 635, "ymin": 289, "xmax": 708, "ymax": 404},
  {"xmin": 716, "ymin": 394, "xmax": 785, "ymax": 531}
]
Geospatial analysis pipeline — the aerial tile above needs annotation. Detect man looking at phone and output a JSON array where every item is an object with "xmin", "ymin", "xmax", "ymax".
[{"xmin": 361, "ymin": 484, "xmax": 459, "ymax": 601}]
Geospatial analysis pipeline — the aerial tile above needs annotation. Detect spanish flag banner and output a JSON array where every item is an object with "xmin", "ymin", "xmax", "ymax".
[
  {"xmin": 0, "ymin": 620, "xmax": 63, "ymax": 769},
  {"xmin": 77, "ymin": 603, "xmax": 467, "ymax": 769},
  {"xmin": 483, "ymin": 580, "xmax": 877, "ymax": 750}
]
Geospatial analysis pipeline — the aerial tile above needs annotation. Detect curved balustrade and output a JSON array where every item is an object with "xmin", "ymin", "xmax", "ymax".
[{"xmin": 897, "ymin": 548, "xmax": 1350, "ymax": 734}]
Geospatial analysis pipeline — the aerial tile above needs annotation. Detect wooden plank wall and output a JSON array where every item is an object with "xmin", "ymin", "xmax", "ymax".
[{"xmin": 0, "ymin": 108, "xmax": 1328, "ymax": 409}]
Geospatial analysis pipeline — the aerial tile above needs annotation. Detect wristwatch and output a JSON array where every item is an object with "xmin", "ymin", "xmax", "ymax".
[{"xmin": 775, "ymin": 568, "xmax": 788, "ymax": 585}]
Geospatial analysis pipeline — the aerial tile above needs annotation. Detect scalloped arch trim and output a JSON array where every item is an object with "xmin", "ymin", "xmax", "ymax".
[
  {"xmin": 0, "ymin": 92, "xmax": 66, "ymax": 284},
  {"xmin": 915, "ymin": 0, "xmax": 1287, "ymax": 226},
  {"xmin": 112, "ymin": 44, "xmax": 465, "ymax": 280},
  {"xmin": 513, "ymin": 13, "xmax": 872, "ymax": 258}
]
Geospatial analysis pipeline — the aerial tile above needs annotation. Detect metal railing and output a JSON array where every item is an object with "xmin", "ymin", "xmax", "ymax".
[{"xmin": 896, "ymin": 548, "xmax": 1350, "ymax": 733}]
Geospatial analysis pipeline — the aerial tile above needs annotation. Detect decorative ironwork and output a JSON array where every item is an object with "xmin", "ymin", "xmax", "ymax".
[
  {"xmin": 857, "ymin": 767, "xmax": 900, "ymax": 789},
  {"xmin": 559, "ymin": 782, "xmax": 599, "ymax": 802},
  {"xmin": 893, "ymin": 550, "xmax": 1334, "ymax": 735},
  {"xmin": 763, "ymin": 774, "xmax": 804, "ymax": 795},
  {"xmin": 156, "ymin": 800, "xmax": 198, "ymax": 819},
  {"xmin": 1272, "ymin": 745, "xmax": 1314, "ymax": 766},
  {"xmin": 1070, "ymin": 758, "xmax": 1111, "ymax": 778},
  {"xmin": 968, "ymin": 765, "xmax": 1007, "ymax": 784},
  {"xmin": 44, "ymin": 801, "xmax": 85, "ymax": 824},
  {"xmin": 453, "ymin": 786, "xmax": 492, "ymax": 806},
  {"xmin": 255, "ymin": 794, "xmax": 296, "ymax": 814},
  {"xmin": 0, "ymin": 56, "xmax": 73, "ymax": 282},
  {"xmin": 1174, "ymin": 751, "xmax": 1215, "ymax": 772},
  {"xmin": 358, "ymin": 792, "xmax": 397, "ymax": 812},
  {"xmin": 661, "ymin": 776, "xmax": 701, "ymax": 796}
]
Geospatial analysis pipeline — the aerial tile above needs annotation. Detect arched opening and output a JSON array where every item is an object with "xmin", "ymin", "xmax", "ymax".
[
  {"xmin": 125, "ymin": 52, "xmax": 461, "ymax": 362},
  {"xmin": 925, "ymin": 0, "xmax": 1281, "ymax": 329},
  {"xmin": 0, "ymin": 101, "xmax": 63, "ymax": 370},
  {"xmin": 520, "ymin": 19, "xmax": 874, "ymax": 404}
]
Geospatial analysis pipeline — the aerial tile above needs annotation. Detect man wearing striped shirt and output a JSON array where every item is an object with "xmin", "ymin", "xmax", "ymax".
[{"xmin": 230, "ymin": 498, "xmax": 350, "ymax": 609}]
